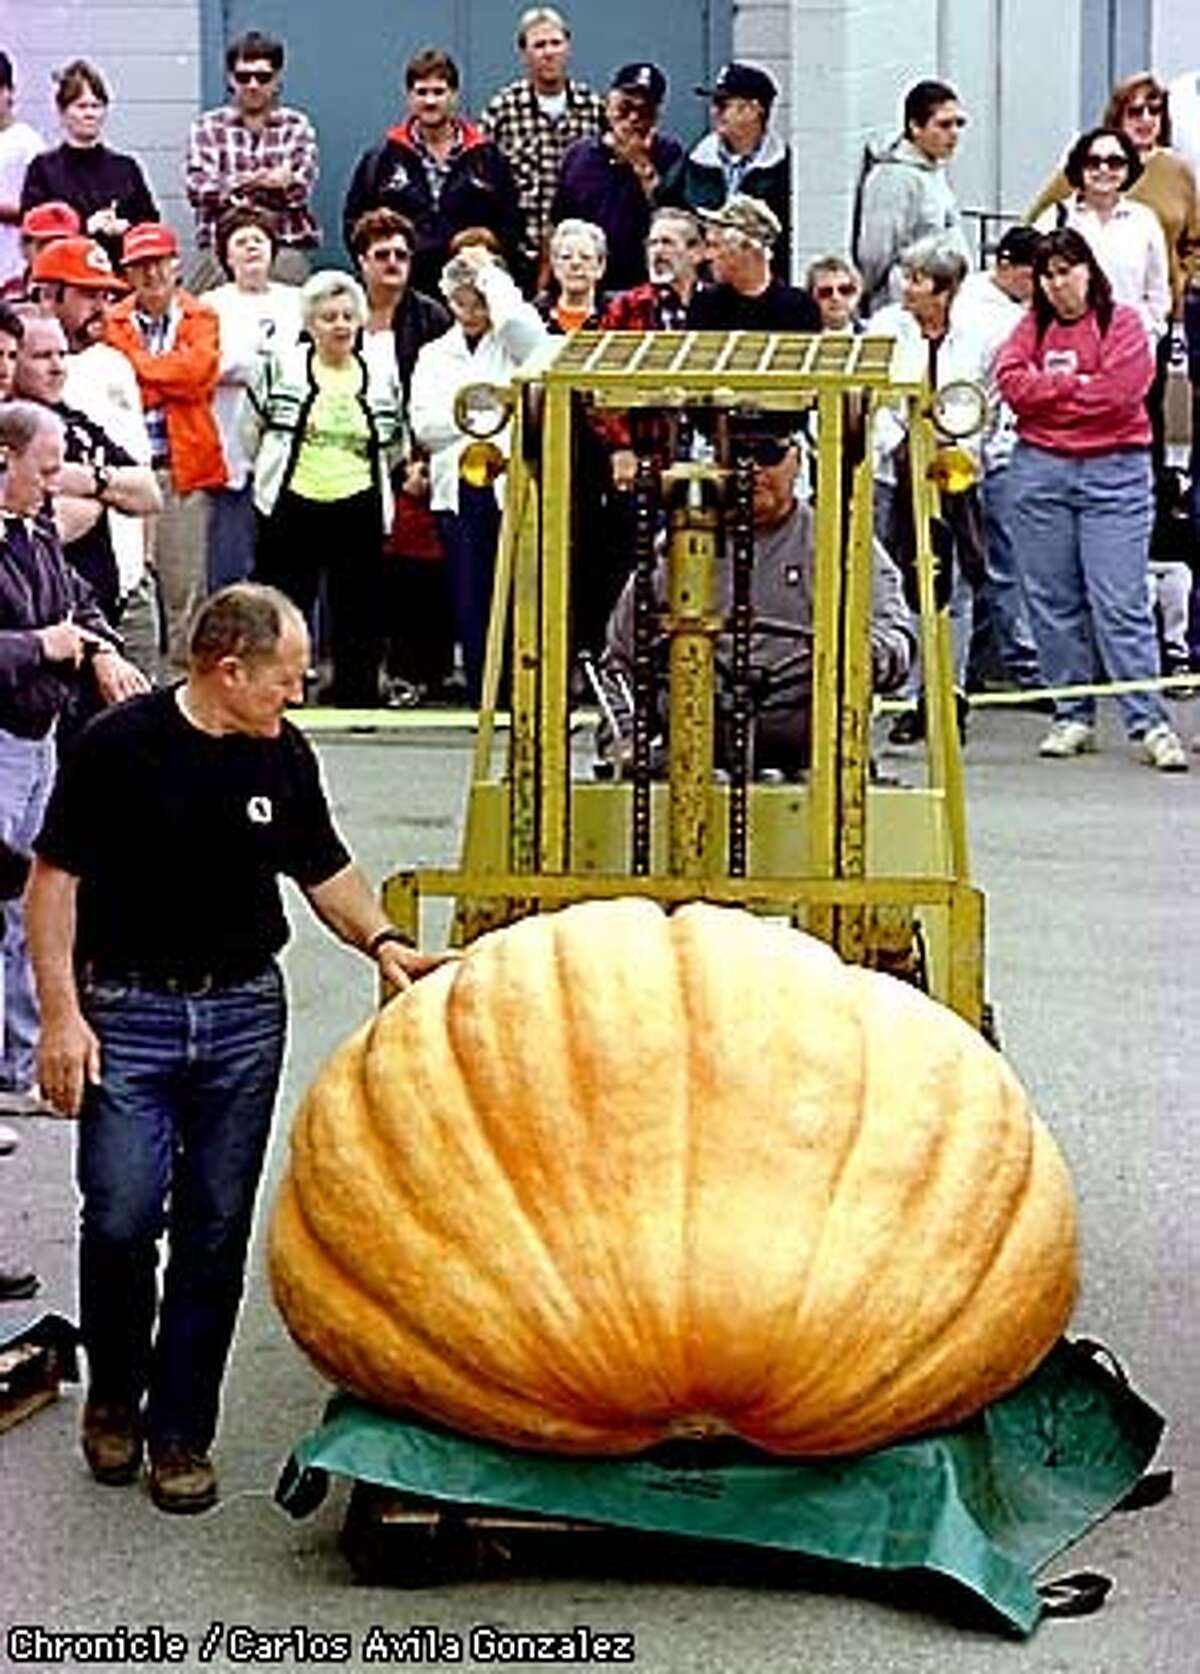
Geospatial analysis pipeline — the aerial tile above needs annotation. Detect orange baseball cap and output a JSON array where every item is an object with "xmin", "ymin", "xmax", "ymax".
[
  {"xmin": 20, "ymin": 201, "xmax": 82, "ymax": 240},
  {"xmin": 120, "ymin": 222, "xmax": 179, "ymax": 265},
  {"xmin": 30, "ymin": 235, "xmax": 129, "ymax": 292}
]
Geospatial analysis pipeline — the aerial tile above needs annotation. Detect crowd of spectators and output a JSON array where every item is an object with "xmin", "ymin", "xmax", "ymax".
[{"xmin": 0, "ymin": 16, "xmax": 1198, "ymax": 1129}]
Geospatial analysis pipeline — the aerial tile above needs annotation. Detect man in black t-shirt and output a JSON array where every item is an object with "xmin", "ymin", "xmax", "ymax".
[
  {"xmin": 27, "ymin": 583, "xmax": 449, "ymax": 1515},
  {"xmin": 686, "ymin": 194, "xmax": 820, "ymax": 332}
]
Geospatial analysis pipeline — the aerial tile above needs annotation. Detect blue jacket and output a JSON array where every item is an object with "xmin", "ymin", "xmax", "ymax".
[{"xmin": 0, "ymin": 512, "xmax": 119, "ymax": 739}]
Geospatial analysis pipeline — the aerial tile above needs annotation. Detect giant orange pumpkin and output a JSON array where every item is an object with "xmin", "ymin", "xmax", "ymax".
[{"xmin": 269, "ymin": 899, "xmax": 1077, "ymax": 1457}]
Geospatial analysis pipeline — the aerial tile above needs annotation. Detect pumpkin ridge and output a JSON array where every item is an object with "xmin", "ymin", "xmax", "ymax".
[
  {"xmin": 766, "ymin": 1051, "xmax": 1038, "ymax": 1443},
  {"xmin": 547, "ymin": 904, "xmax": 695, "ymax": 1414},
  {"xmin": 429, "ymin": 946, "xmax": 626, "ymax": 1408}
]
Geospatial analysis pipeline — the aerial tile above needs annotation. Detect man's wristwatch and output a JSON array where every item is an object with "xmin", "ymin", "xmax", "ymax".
[
  {"xmin": 93, "ymin": 461, "xmax": 112, "ymax": 502},
  {"xmin": 367, "ymin": 927, "xmax": 409, "ymax": 957}
]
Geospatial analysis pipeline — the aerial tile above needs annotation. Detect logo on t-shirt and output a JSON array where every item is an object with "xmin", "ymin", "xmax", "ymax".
[{"xmin": 247, "ymin": 795, "xmax": 273, "ymax": 825}]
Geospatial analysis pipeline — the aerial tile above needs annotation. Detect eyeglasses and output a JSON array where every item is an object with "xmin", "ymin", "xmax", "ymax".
[
  {"xmin": 1125, "ymin": 99, "xmax": 1163, "ymax": 118},
  {"xmin": 814, "ymin": 281, "xmax": 859, "ymax": 299},
  {"xmin": 369, "ymin": 246, "xmax": 411, "ymax": 264},
  {"xmin": 1083, "ymin": 152, "xmax": 1128, "ymax": 170},
  {"xmin": 232, "ymin": 68, "xmax": 276, "ymax": 86}
]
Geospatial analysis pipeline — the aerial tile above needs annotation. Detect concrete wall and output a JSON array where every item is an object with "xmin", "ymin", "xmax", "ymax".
[
  {"xmin": 739, "ymin": 0, "xmax": 1088, "ymax": 275},
  {"xmin": 0, "ymin": 0, "xmax": 200, "ymax": 255}
]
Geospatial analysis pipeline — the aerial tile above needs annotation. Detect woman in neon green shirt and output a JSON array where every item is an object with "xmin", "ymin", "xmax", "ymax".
[{"xmin": 244, "ymin": 270, "xmax": 403, "ymax": 705}]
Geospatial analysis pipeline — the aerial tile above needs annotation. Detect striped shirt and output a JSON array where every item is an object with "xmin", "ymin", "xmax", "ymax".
[
  {"xmin": 185, "ymin": 104, "xmax": 320, "ymax": 250},
  {"xmin": 479, "ymin": 78, "xmax": 605, "ymax": 267}
]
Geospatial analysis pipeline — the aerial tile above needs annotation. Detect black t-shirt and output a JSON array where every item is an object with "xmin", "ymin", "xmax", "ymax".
[
  {"xmin": 36, "ymin": 686, "xmax": 351, "ymax": 978},
  {"xmin": 56, "ymin": 401, "xmax": 136, "ymax": 621},
  {"xmin": 687, "ymin": 280, "xmax": 822, "ymax": 333}
]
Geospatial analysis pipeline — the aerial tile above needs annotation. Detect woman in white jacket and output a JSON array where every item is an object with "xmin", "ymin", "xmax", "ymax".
[{"xmin": 410, "ymin": 244, "xmax": 547, "ymax": 702}]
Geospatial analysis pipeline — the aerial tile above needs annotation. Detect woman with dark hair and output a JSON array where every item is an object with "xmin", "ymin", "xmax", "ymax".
[
  {"xmin": 1029, "ymin": 77, "xmax": 1198, "ymax": 331},
  {"xmin": 1030, "ymin": 126, "xmax": 1169, "ymax": 347},
  {"xmin": 994, "ymin": 228, "xmax": 1186, "ymax": 769},
  {"xmin": 19, "ymin": 60, "xmax": 157, "ymax": 263}
]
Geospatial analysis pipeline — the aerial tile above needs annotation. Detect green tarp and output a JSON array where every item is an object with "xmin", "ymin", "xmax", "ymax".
[{"xmin": 276, "ymin": 1337, "xmax": 1164, "ymax": 1635}]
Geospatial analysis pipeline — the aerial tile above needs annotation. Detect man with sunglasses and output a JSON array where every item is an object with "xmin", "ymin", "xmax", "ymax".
[
  {"xmin": 595, "ymin": 423, "xmax": 912, "ymax": 778},
  {"xmin": 806, "ymin": 256, "xmax": 864, "ymax": 333},
  {"xmin": 185, "ymin": 30, "xmax": 320, "ymax": 292},
  {"xmin": 854, "ymin": 79, "xmax": 971, "ymax": 317}
]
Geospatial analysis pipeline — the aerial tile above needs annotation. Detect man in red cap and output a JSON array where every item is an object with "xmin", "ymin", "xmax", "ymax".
[
  {"xmin": 0, "ymin": 201, "xmax": 79, "ymax": 302},
  {"xmin": 105, "ymin": 223, "xmax": 225, "ymax": 669},
  {"xmin": 30, "ymin": 235, "xmax": 162, "ymax": 683}
]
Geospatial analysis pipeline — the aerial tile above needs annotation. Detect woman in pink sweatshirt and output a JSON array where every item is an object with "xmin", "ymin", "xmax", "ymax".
[{"xmin": 995, "ymin": 227, "xmax": 1187, "ymax": 770}]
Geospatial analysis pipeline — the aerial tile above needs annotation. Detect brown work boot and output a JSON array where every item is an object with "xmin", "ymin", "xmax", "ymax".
[
  {"xmin": 147, "ymin": 1442, "xmax": 218, "ymax": 1514},
  {"xmin": 81, "ymin": 1399, "xmax": 142, "ymax": 1485}
]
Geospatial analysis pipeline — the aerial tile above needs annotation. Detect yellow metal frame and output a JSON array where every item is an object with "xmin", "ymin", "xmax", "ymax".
[{"xmin": 391, "ymin": 330, "xmax": 985, "ymax": 1029}]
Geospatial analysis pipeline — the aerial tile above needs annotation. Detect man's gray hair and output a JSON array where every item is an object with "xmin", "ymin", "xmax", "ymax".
[
  {"xmin": 188, "ymin": 582, "xmax": 305, "ymax": 672},
  {"xmin": 549, "ymin": 217, "xmax": 607, "ymax": 264},
  {"xmin": 899, "ymin": 235, "xmax": 968, "ymax": 294},
  {"xmin": 0, "ymin": 398, "xmax": 62, "ymax": 454},
  {"xmin": 517, "ymin": 6, "xmax": 569, "ymax": 48},
  {"xmin": 805, "ymin": 252, "xmax": 862, "ymax": 290},
  {"xmin": 299, "ymin": 269, "xmax": 368, "ymax": 332},
  {"xmin": 648, "ymin": 206, "xmax": 703, "ymax": 247}
]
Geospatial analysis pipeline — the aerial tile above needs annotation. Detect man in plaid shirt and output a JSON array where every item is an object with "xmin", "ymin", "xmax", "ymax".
[
  {"xmin": 480, "ymin": 7, "xmax": 604, "ymax": 286},
  {"xmin": 185, "ymin": 29, "xmax": 319, "ymax": 292}
]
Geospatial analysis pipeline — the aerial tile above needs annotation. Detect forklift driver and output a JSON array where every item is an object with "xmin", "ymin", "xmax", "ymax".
[{"xmin": 593, "ymin": 427, "xmax": 914, "ymax": 778}]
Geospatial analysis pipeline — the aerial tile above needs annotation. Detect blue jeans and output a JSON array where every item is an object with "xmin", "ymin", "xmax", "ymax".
[
  {"xmin": 979, "ymin": 467, "xmax": 1042, "ymax": 688},
  {"xmin": 205, "ymin": 484, "xmax": 257, "ymax": 592},
  {"xmin": 0, "ymin": 729, "xmax": 56, "ymax": 1089},
  {"xmin": 77, "ymin": 964, "xmax": 286, "ymax": 1451},
  {"xmin": 1008, "ymin": 442, "xmax": 1166, "ymax": 737},
  {"xmin": 437, "ymin": 485, "xmax": 502, "ymax": 704}
]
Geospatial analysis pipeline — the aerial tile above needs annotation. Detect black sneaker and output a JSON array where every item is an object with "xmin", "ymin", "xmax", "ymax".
[{"xmin": 888, "ymin": 704, "xmax": 925, "ymax": 744}]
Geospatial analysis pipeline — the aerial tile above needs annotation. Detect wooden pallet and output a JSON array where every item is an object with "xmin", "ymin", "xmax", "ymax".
[{"xmin": 0, "ymin": 1316, "xmax": 78, "ymax": 1434}]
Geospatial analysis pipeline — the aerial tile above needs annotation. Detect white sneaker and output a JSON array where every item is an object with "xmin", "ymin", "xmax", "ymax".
[
  {"xmin": 1140, "ymin": 723, "xmax": 1189, "ymax": 772},
  {"xmin": 1038, "ymin": 720, "xmax": 1096, "ymax": 758}
]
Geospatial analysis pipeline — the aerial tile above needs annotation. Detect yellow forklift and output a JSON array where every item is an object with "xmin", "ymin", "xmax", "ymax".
[{"xmin": 382, "ymin": 326, "xmax": 991, "ymax": 1028}]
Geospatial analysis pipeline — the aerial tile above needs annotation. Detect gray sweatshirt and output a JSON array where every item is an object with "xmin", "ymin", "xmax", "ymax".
[{"xmin": 855, "ymin": 138, "xmax": 971, "ymax": 315}]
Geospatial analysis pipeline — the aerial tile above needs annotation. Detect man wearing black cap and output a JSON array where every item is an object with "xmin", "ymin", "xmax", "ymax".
[
  {"xmin": 667, "ymin": 62, "xmax": 791, "ymax": 279},
  {"xmin": 552, "ymin": 63, "xmax": 683, "ymax": 293}
]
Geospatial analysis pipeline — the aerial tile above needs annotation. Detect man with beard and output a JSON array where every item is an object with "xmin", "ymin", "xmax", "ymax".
[{"xmin": 31, "ymin": 235, "xmax": 161, "ymax": 680}]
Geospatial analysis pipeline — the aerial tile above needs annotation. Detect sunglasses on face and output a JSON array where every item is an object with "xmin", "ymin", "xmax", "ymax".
[
  {"xmin": 1125, "ymin": 99, "xmax": 1163, "ymax": 118},
  {"xmin": 740, "ymin": 439, "xmax": 789, "ymax": 467},
  {"xmin": 369, "ymin": 246, "xmax": 411, "ymax": 264},
  {"xmin": 1084, "ymin": 152, "xmax": 1128, "ymax": 170},
  {"xmin": 233, "ymin": 68, "xmax": 275, "ymax": 85},
  {"xmin": 814, "ymin": 281, "xmax": 858, "ymax": 299}
]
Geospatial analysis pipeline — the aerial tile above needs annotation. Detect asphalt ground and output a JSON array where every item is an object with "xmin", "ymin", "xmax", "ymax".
[{"xmin": 0, "ymin": 701, "xmax": 1196, "ymax": 1674}]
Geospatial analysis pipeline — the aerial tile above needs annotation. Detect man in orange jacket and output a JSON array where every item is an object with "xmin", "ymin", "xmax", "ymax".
[{"xmin": 105, "ymin": 223, "xmax": 225, "ymax": 669}]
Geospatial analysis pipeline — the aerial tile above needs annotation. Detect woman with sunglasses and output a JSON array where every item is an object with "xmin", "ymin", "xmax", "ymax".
[
  {"xmin": 1029, "ymin": 78, "xmax": 1198, "ymax": 336},
  {"xmin": 19, "ymin": 59, "xmax": 157, "ymax": 267},
  {"xmin": 995, "ymin": 228, "xmax": 1187, "ymax": 770},
  {"xmin": 1029, "ymin": 127, "xmax": 1169, "ymax": 350}
]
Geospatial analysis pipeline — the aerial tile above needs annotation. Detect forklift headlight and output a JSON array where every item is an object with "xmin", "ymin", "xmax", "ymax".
[
  {"xmin": 460, "ymin": 440, "xmax": 508, "ymax": 489},
  {"xmin": 454, "ymin": 382, "xmax": 515, "ymax": 440},
  {"xmin": 931, "ymin": 380, "xmax": 988, "ymax": 441},
  {"xmin": 927, "ymin": 444, "xmax": 980, "ymax": 494}
]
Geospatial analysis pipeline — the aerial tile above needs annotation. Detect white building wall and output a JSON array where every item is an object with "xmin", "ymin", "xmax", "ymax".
[
  {"xmin": 0, "ymin": 0, "xmax": 201, "ymax": 256},
  {"xmin": 1153, "ymin": 9, "xmax": 1200, "ymax": 78},
  {"xmin": 738, "ymin": 0, "xmax": 1089, "ymax": 276}
]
